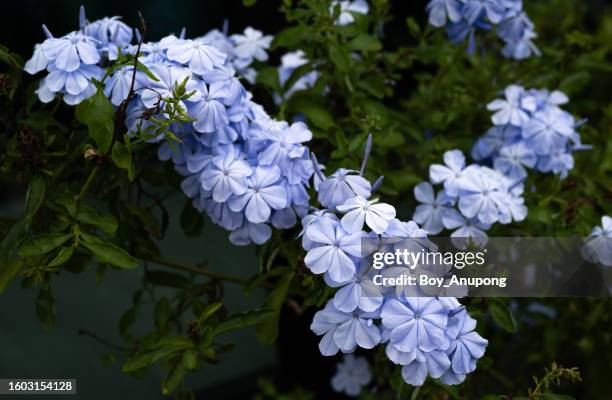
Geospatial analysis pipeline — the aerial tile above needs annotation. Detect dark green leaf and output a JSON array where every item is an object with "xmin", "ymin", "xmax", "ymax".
[
  {"xmin": 348, "ymin": 34, "xmax": 382, "ymax": 52},
  {"xmin": 255, "ymin": 272, "xmax": 294, "ymax": 344},
  {"xmin": 76, "ymin": 206, "xmax": 118, "ymax": 234},
  {"xmin": 182, "ymin": 349, "xmax": 198, "ymax": 370},
  {"xmin": 24, "ymin": 176, "xmax": 46, "ymax": 221},
  {"xmin": 488, "ymin": 299, "xmax": 517, "ymax": 333},
  {"xmin": 36, "ymin": 285, "xmax": 56, "ymax": 329},
  {"xmin": 214, "ymin": 308, "xmax": 276, "ymax": 336},
  {"xmin": 197, "ymin": 302, "xmax": 223, "ymax": 328},
  {"xmin": 112, "ymin": 141, "xmax": 135, "ymax": 181},
  {"xmin": 123, "ymin": 336, "xmax": 193, "ymax": 373},
  {"xmin": 81, "ymin": 236, "xmax": 139, "ymax": 269},
  {"xmin": 256, "ymin": 66, "xmax": 281, "ymax": 93},
  {"xmin": 19, "ymin": 233, "xmax": 72, "ymax": 257},
  {"xmin": 287, "ymin": 95, "xmax": 334, "ymax": 130},
  {"xmin": 75, "ymin": 87, "xmax": 115, "ymax": 153},
  {"xmin": 162, "ymin": 361, "xmax": 186, "ymax": 395},
  {"xmin": 48, "ymin": 246, "xmax": 75, "ymax": 267},
  {"xmin": 0, "ymin": 259, "xmax": 24, "ymax": 293},
  {"xmin": 272, "ymin": 25, "xmax": 308, "ymax": 49}
]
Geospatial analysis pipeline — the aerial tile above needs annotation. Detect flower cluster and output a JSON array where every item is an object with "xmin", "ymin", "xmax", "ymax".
[
  {"xmin": 25, "ymin": 6, "xmax": 311, "ymax": 246},
  {"xmin": 413, "ymin": 149, "xmax": 527, "ymax": 247},
  {"xmin": 414, "ymin": 85, "xmax": 588, "ymax": 247},
  {"xmin": 306, "ymin": 139, "xmax": 487, "ymax": 388},
  {"xmin": 425, "ymin": 0, "xmax": 539, "ymax": 59},
  {"xmin": 473, "ymin": 85, "xmax": 589, "ymax": 180},
  {"xmin": 24, "ymin": 7, "xmax": 272, "ymax": 106},
  {"xmin": 331, "ymin": 0, "xmax": 369, "ymax": 26}
]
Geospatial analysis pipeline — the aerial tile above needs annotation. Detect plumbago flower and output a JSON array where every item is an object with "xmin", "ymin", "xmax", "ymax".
[
  {"xmin": 331, "ymin": 355, "xmax": 372, "ymax": 397},
  {"xmin": 425, "ymin": 0, "xmax": 539, "ymax": 59},
  {"xmin": 303, "ymin": 138, "xmax": 487, "ymax": 387},
  {"xmin": 331, "ymin": 0, "xmax": 370, "ymax": 26},
  {"xmin": 582, "ymin": 216, "xmax": 612, "ymax": 267}
]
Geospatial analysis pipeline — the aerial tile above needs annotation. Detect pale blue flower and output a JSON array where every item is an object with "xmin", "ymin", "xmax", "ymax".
[
  {"xmin": 200, "ymin": 147, "xmax": 253, "ymax": 202},
  {"xmin": 426, "ymin": 0, "xmax": 462, "ymax": 28},
  {"xmin": 331, "ymin": 0, "xmax": 369, "ymax": 26},
  {"xmin": 337, "ymin": 196, "xmax": 396, "ymax": 234},
  {"xmin": 381, "ymin": 296, "xmax": 450, "ymax": 353},
  {"xmin": 188, "ymin": 81, "xmax": 230, "ymax": 133},
  {"xmin": 486, "ymin": 84, "xmax": 536, "ymax": 126},
  {"xmin": 140, "ymin": 64, "xmax": 193, "ymax": 109},
  {"xmin": 24, "ymin": 44, "xmax": 48, "ymax": 75},
  {"xmin": 166, "ymin": 39, "xmax": 227, "ymax": 75},
  {"xmin": 42, "ymin": 63, "xmax": 104, "ymax": 105},
  {"xmin": 493, "ymin": 141, "xmax": 537, "ymax": 181},
  {"xmin": 461, "ymin": 0, "xmax": 507, "ymax": 24},
  {"xmin": 442, "ymin": 209, "xmax": 491, "ymax": 249},
  {"xmin": 231, "ymin": 27, "xmax": 273, "ymax": 62},
  {"xmin": 456, "ymin": 166, "xmax": 510, "ymax": 225},
  {"xmin": 104, "ymin": 66, "xmax": 147, "ymax": 106},
  {"xmin": 523, "ymin": 108, "xmax": 574, "ymax": 156},
  {"xmin": 412, "ymin": 182, "xmax": 456, "ymax": 235},
  {"xmin": 257, "ymin": 121, "xmax": 312, "ymax": 169},
  {"xmin": 444, "ymin": 309, "xmax": 488, "ymax": 375},
  {"xmin": 304, "ymin": 218, "xmax": 362, "ymax": 282},
  {"xmin": 331, "ymin": 355, "xmax": 372, "ymax": 397},
  {"xmin": 42, "ymin": 32, "xmax": 100, "ymax": 72},
  {"xmin": 429, "ymin": 149, "xmax": 467, "ymax": 196},
  {"xmin": 228, "ymin": 165, "xmax": 287, "ymax": 223},
  {"xmin": 327, "ymin": 262, "xmax": 385, "ymax": 313},
  {"xmin": 318, "ymin": 168, "xmax": 372, "ymax": 210},
  {"xmin": 471, "ymin": 124, "xmax": 521, "ymax": 160},
  {"xmin": 310, "ymin": 300, "xmax": 381, "ymax": 355},
  {"xmin": 229, "ymin": 220, "xmax": 271, "ymax": 246},
  {"xmin": 582, "ymin": 216, "xmax": 612, "ymax": 266}
]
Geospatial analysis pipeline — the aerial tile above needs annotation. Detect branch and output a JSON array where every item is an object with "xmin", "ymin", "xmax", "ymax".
[{"xmin": 145, "ymin": 257, "xmax": 273, "ymax": 289}]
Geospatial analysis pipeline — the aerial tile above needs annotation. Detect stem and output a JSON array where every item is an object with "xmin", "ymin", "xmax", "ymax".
[
  {"xmin": 77, "ymin": 165, "xmax": 99, "ymax": 203},
  {"xmin": 146, "ymin": 257, "xmax": 272, "ymax": 288},
  {"xmin": 410, "ymin": 386, "xmax": 421, "ymax": 400}
]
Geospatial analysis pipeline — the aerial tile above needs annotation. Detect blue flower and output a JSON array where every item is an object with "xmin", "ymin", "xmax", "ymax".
[
  {"xmin": 166, "ymin": 39, "xmax": 227, "ymax": 75},
  {"xmin": 140, "ymin": 64, "xmax": 194, "ymax": 109},
  {"xmin": 426, "ymin": 0, "xmax": 462, "ymax": 28},
  {"xmin": 231, "ymin": 27, "xmax": 273, "ymax": 62},
  {"xmin": 104, "ymin": 66, "xmax": 147, "ymax": 106},
  {"xmin": 42, "ymin": 32, "xmax": 100, "ymax": 72},
  {"xmin": 331, "ymin": 1, "xmax": 370, "ymax": 26},
  {"xmin": 461, "ymin": 0, "xmax": 507, "ymax": 25},
  {"xmin": 523, "ymin": 108, "xmax": 574, "ymax": 156},
  {"xmin": 304, "ymin": 218, "xmax": 362, "ymax": 282},
  {"xmin": 442, "ymin": 309, "xmax": 488, "ymax": 381},
  {"xmin": 381, "ymin": 296, "xmax": 449, "ymax": 353},
  {"xmin": 456, "ymin": 166, "xmax": 511, "ymax": 225},
  {"xmin": 317, "ymin": 168, "xmax": 372, "ymax": 210},
  {"xmin": 228, "ymin": 165, "xmax": 287, "ymax": 223},
  {"xmin": 42, "ymin": 63, "xmax": 104, "ymax": 105},
  {"xmin": 337, "ymin": 196, "xmax": 396, "ymax": 234},
  {"xmin": 200, "ymin": 147, "xmax": 253, "ymax": 202},
  {"xmin": 493, "ymin": 141, "xmax": 537, "ymax": 180},
  {"xmin": 257, "ymin": 121, "xmax": 312, "ymax": 170},
  {"xmin": 429, "ymin": 149, "xmax": 467, "ymax": 197},
  {"xmin": 310, "ymin": 300, "xmax": 381, "ymax": 355},
  {"xmin": 486, "ymin": 84, "xmax": 536, "ymax": 126},
  {"xmin": 441, "ymin": 210, "xmax": 491, "ymax": 249},
  {"xmin": 188, "ymin": 81, "xmax": 230, "ymax": 134},
  {"xmin": 229, "ymin": 220, "xmax": 271, "ymax": 246},
  {"xmin": 327, "ymin": 262, "xmax": 385, "ymax": 313},
  {"xmin": 331, "ymin": 355, "xmax": 372, "ymax": 397},
  {"xmin": 412, "ymin": 182, "xmax": 456, "ymax": 235},
  {"xmin": 581, "ymin": 216, "xmax": 612, "ymax": 267}
]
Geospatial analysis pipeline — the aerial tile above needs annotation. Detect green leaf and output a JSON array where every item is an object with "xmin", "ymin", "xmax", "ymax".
[
  {"xmin": 0, "ymin": 219, "xmax": 28, "ymax": 264},
  {"xmin": 406, "ymin": 17, "xmax": 421, "ymax": 37},
  {"xmin": 255, "ymin": 272, "xmax": 294, "ymax": 344},
  {"xmin": 24, "ymin": 176, "xmax": 46, "ymax": 222},
  {"xmin": 242, "ymin": 0, "xmax": 256, "ymax": 6},
  {"xmin": 180, "ymin": 200, "xmax": 204, "ymax": 238},
  {"xmin": 123, "ymin": 336, "xmax": 193, "ymax": 373},
  {"xmin": 36, "ymin": 285, "xmax": 56, "ymax": 329},
  {"xmin": 256, "ymin": 66, "xmax": 281, "ymax": 93},
  {"xmin": 162, "ymin": 361, "xmax": 186, "ymax": 395},
  {"xmin": 213, "ymin": 308, "xmax": 276, "ymax": 336},
  {"xmin": 155, "ymin": 297, "xmax": 171, "ymax": 331},
  {"xmin": 329, "ymin": 45, "xmax": 350, "ymax": 72},
  {"xmin": 76, "ymin": 206, "xmax": 118, "ymax": 234},
  {"xmin": 48, "ymin": 246, "xmax": 75, "ymax": 267},
  {"xmin": 488, "ymin": 299, "xmax": 517, "ymax": 333},
  {"xmin": 287, "ymin": 95, "xmax": 334, "ymax": 130},
  {"xmin": 272, "ymin": 25, "xmax": 308, "ymax": 49},
  {"xmin": 19, "ymin": 233, "xmax": 72, "ymax": 257},
  {"xmin": 0, "ymin": 259, "xmax": 24, "ymax": 293},
  {"xmin": 182, "ymin": 349, "xmax": 198, "ymax": 370},
  {"xmin": 348, "ymin": 34, "xmax": 382, "ymax": 52},
  {"xmin": 75, "ymin": 87, "xmax": 115, "ymax": 153},
  {"xmin": 112, "ymin": 142, "xmax": 135, "ymax": 181},
  {"xmin": 119, "ymin": 307, "xmax": 138, "ymax": 336},
  {"xmin": 197, "ymin": 302, "xmax": 223, "ymax": 328},
  {"xmin": 81, "ymin": 236, "xmax": 139, "ymax": 269}
]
